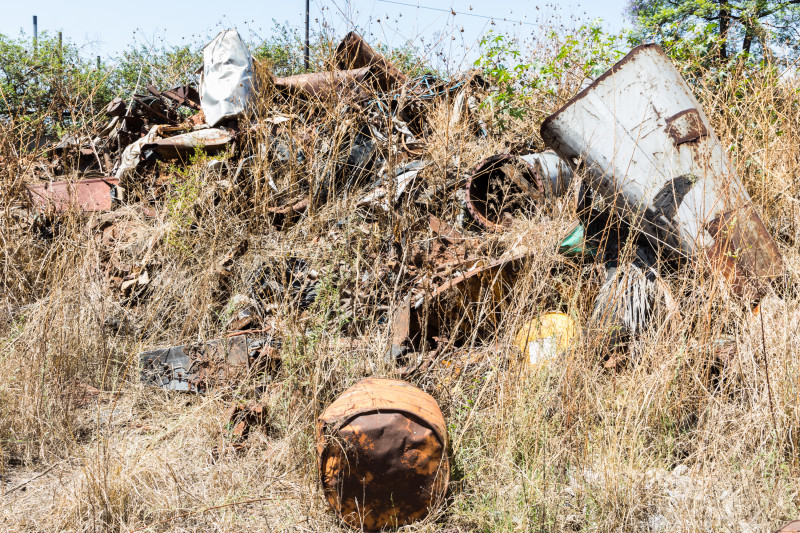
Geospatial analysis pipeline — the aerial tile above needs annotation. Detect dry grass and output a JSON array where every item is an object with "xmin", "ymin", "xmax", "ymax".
[{"xmin": 0, "ymin": 37, "xmax": 799, "ymax": 533}]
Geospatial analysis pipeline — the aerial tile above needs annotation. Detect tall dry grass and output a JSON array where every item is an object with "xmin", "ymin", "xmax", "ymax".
[{"xmin": 0, "ymin": 36, "xmax": 799, "ymax": 533}]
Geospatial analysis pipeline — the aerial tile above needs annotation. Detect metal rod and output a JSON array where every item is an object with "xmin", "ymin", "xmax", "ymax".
[
  {"xmin": 304, "ymin": 0, "xmax": 310, "ymax": 71},
  {"xmin": 58, "ymin": 31, "xmax": 62, "ymax": 64},
  {"xmin": 97, "ymin": 56, "xmax": 101, "ymax": 70},
  {"xmin": 32, "ymin": 15, "xmax": 38, "ymax": 54}
]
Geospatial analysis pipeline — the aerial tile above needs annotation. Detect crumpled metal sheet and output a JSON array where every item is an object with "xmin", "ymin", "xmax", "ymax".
[
  {"xmin": 335, "ymin": 31, "xmax": 408, "ymax": 92},
  {"xmin": 200, "ymin": 29, "xmax": 255, "ymax": 127},
  {"xmin": 114, "ymin": 125, "xmax": 164, "ymax": 180},
  {"xmin": 317, "ymin": 378, "xmax": 449, "ymax": 531},
  {"xmin": 139, "ymin": 334, "xmax": 279, "ymax": 393}
]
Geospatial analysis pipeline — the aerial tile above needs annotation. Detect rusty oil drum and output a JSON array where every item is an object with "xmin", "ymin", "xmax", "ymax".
[{"xmin": 316, "ymin": 378, "xmax": 449, "ymax": 530}]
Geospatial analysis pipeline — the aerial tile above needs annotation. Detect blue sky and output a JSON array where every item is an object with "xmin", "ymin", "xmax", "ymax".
[{"xmin": 1, "ymin": 0, "xmax": 631, "ymax": 68}]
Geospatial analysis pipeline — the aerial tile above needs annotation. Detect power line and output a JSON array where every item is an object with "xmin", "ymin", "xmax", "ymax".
[{"xmin": 375, "ymin": 0, "xmax": 540, "ymax": 27}]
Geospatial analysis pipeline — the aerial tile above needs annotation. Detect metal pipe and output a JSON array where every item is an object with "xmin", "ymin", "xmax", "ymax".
[{"xmin": 32, "ymin": 15, "xmax": 37, "ymax": 54}]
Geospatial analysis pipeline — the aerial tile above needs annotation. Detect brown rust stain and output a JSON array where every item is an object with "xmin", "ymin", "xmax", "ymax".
[{"xmin": 665, "ymin": 108, "xmax": 708, "ymax": 145}]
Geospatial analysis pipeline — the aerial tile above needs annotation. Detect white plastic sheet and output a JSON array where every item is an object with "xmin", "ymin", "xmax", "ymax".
[
  {"xmin": 114, "ymin": 125, "xmax": 163, "ymax": 180},
  {"xmin": 200, "ymin": 29, "xmax": 254, "ymax": 127}
]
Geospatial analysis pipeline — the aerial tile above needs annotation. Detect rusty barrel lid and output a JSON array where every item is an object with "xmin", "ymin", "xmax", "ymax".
[{"xmin": 317, "ymin": 378, "xmax": 449, "ymax": 530}]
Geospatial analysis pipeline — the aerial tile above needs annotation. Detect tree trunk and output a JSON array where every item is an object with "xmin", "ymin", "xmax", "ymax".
[
  {"xmin": 743, "ymin": 27, "xmax": 754, "ymax": 56},
  {"xmin": 718, "ymin": 0, "xmax": 730, "ymax": 60}
]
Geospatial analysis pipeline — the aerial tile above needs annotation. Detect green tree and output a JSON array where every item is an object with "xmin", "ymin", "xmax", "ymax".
[
  {"xmin": 0, "ymin": 31, "xmax": 116, "ymax": 145},
  {"xmin": 627, "ymin": 0, "xmax": 800, "ymax": 61}
]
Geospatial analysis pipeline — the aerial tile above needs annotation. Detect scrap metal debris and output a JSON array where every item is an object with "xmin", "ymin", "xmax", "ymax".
[
  {"xmin": 139, "ymin": 333, "xmax": 280, "ymax": 393},
  {"xmin": 13, "ymin": 29, "xmax": 791, "ymax": 530}
]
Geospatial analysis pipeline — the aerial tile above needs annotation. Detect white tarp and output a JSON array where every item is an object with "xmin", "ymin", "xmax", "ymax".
[{"xmin": 200, "ymin": 29, "xmax": 254, "ymax": 127}]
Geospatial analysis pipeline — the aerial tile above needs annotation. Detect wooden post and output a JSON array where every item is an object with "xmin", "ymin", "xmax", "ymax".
[{"xmin": 304, "ymin": 0, "xmax": 310, "ymax": 71}]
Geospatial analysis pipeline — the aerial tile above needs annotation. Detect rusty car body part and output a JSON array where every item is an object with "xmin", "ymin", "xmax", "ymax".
[
  {"xmin": 520, "ymin": 151, "xmax": 573, "ymax": 199},
  {"xmin": 26, "ymin": 177, "xmax": 119, "ymax": 213},
  {"xmin": 705, "ymin": 203, "xmax": 784, "ymax": 298},
  {"xmin": 540, "ymin": 43, "xmax": 783, "ymax": 298},
  {"xmin": 334, "ymin": 31, "xmax": 408, "ymax": 92},
  {"xmin": 776, "ymin": 521, "xmax": 800, "ymax": 532},
  {"xmin": 146, "ymin": 128, "xmax": 234, "ymax": 159},
  {"xmin": 317, "ymin": 378, "xmax": 449, "ymax": 531},
  {"xmin": 273, "ymin": 67, "xmax": 374, "ymax": 101},
  {"xmin": 465, "ymin": 153, "xmax": 545, "ymax": 232},
  {"xmin": 139, "ymin": 334, "xmax": 280, "ymax": 393},
  {"xmin": 392, "ymin": 249, "xmax": 536, "ymax": 351}
]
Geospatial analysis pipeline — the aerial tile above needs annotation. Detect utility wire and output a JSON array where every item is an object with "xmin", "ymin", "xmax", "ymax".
[{"xmin": 375, "ymin": 0, "xmax": 540, "ymax": 27}]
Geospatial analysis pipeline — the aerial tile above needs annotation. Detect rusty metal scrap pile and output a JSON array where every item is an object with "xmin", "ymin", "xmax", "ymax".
[{"xmin": 18, "ymin": 29, "xmax": 789, "ymax": 530}]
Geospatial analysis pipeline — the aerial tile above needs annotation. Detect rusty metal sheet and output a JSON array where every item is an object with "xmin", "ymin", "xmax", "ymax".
[
  {"xmin": 540, "ymin": 43, "xmax": 784, "ymax": 295},
  {"xmin": 273, "ymin": 67, "xmax": 374, "ymax": 101},
  {"xmin": 428, "ymin": 215, "xmax": 464, "ymax": 245},
  {"xmin": 706, "ymin": 203, "xmax": 784, "ymax": 298},
  {"xmin": 465, "ymin": 153, "xmax": 544, "ymax": 232},
  {"xmin": 26, "ymin": 177, "xmax": 118, "ymax": 213},
  {"xmin": 317, "ymin": 378, "xmax": 448, "ymax": 531},
  {"xmin": 395, "ymin": 249, "xmax": 534, "ymax": 350},
  {"xmin": 146, "ymin": 128, "xmax": 234, "ymax": 159},
  {"xmin": 148, "ymin": 84, "xmax": 201, "ymax": 110},
  {"xmin": 777, "ymin": 521, "xmax": 800, "ymax": 532},
  {"xmin": 334, "ymin": 31, "xmax": 408, "ymax": 92}
]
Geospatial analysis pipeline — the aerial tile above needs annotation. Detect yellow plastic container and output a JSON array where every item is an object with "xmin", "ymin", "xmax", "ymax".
[{"xmin": 514, "ymin": 312, "xmax": 576, "ymax": 366}]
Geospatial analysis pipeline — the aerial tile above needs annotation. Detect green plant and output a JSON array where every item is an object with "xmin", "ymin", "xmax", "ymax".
[
  {"xmin": 473, "ymin": 31, "xmax": 531, "ymax": 131},
  {"xmin": 531, "ymin": 22, "xmax": 630, "ymax": 95}
]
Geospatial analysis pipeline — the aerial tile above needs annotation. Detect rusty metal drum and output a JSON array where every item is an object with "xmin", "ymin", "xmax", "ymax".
[
  {"xmin": 465, "ymin": 153, "xmax": 544, "ymax": 231},
  {"xmin": 317, "ymin": 378, "xmax": 449, "ymax": 530}
]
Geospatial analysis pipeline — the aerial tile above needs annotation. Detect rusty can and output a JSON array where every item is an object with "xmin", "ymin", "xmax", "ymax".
[{"xmin": 317, "ymin": 378, "xmax": 449, "ymax": 530}]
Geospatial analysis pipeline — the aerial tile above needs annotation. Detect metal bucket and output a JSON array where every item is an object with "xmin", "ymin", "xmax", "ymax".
[
  {"xmin": 317, "ymin": 378, "xmax": 449, "ymax": 530},
  {"xmin": 541, "ymin": 44, "xmax": 782, "ymax": 298}
]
